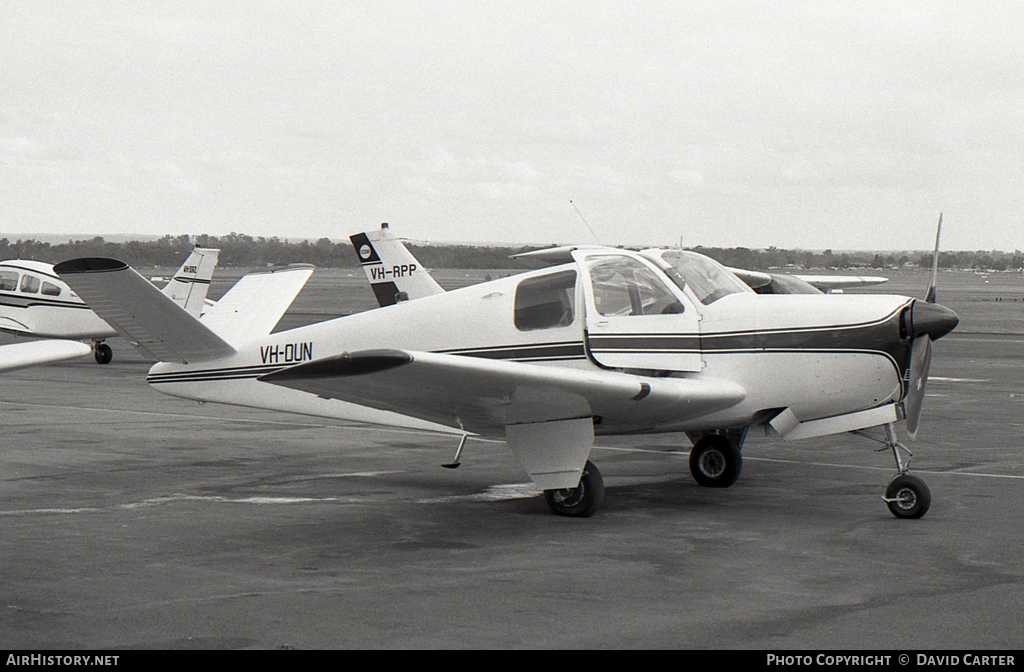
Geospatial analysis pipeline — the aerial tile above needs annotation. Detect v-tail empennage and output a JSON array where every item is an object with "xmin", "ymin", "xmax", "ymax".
[{"xmin": 350, "ymin": 224, "xmax": 445, "ymax": 306}]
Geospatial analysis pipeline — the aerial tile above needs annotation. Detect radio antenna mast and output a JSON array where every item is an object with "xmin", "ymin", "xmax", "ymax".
[{"xmin": 569, "ymin": 200, "xmax": 602, "ymax": 245}]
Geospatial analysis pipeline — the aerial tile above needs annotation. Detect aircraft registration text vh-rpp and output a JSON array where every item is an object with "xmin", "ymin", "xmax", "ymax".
[
  {"xmin": 260, "ymin": 342, "xmax": 313, "ymax": 365},
  {"xmin": 368, "ymin": 264, "xmax": 418, "ymax": 281}
]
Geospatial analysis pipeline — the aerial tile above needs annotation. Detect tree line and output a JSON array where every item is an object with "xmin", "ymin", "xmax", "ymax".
[{"xmin": 0, "ymin": 234, "xmax": 1021, "ymax": 272}]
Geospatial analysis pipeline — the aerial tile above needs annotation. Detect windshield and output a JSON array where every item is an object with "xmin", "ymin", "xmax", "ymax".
[{"xmin": 654, "ymin": 250, "xmax": 752, "ymax": 304}]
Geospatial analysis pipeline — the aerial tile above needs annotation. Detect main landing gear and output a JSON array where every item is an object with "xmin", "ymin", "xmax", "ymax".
[
  {"xmin": 543, "ymin": 460, "xmax": 605, "ymax": 517},
  {"xmin": 688, "ymin": 433, "xmax": 743, "ymax": 488},
  {"xmin": 92, "ymin": 341, "xmax": 112, "ymax": 364}
]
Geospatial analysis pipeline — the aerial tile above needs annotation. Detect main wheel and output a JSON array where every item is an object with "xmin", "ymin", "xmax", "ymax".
[
  {"xmin": 94, "ymin": 343, "xmax": 113, "ymax": 364},
  {"xmin": 885, "ymin": 474, "xmax": 931, "ymax": 519},
  {"xmin": 543, "ymin": 460, "xmax": 605, "ymax": 517},
  {"xmin": 689, "ymin": 435, "xmax": 742, "ymax": 488}
]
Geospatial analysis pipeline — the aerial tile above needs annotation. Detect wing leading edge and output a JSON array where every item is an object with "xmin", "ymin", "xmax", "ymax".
[{"xmin": 259, "ymin": 348, "xmax": 747, "ymax": 437}]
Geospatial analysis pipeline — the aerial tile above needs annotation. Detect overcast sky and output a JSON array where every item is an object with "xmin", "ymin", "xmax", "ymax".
[{"xmin": 2, "ymin": 1, "xmax": 1021, "ymax": 251}]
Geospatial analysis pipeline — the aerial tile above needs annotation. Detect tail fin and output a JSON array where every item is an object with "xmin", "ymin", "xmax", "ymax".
[
  {"xmin": 54, "ymin": 258, "xmax": 236, "ymax": 364},
  {"xmin": 161, "ymin": 247, "xmax": 220, "ymax": 316},
  {"xmin": 199, "ymin": 265, "xmax": 314, "ymax": 346},
  {"xmin": 349, "ymin": 224, "xmax": 444, "ymax": 306}
]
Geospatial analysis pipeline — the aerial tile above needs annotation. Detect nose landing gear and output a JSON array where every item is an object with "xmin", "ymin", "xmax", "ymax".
[{"xmin": 860, "ymin": 423, "xmax": 932, "ymax": 519}]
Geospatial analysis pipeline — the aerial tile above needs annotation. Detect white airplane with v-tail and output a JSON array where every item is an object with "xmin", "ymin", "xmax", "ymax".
[
  {"xmin": 0, "ymin": 247, "xmax": 219, "ymax": 363},
  {"xmin": 55, "ymin": 216, "xmax": 957, "ymax": 519}
]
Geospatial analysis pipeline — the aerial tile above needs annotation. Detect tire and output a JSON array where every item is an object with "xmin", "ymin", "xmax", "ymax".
[
  {"xmin": 543, "ymin": 460, "xmax": 605, "ymax": 517},
  {"xmin": 689, "ymin": 436, "xmax": 742, "ymax": 488},
  {"xmin": 885, "ymin": 474, "xmax": 931, "ymax": 519},
  {"xmin": 94, "ymin": 343, "xmax": 113, "ymax": 365}
]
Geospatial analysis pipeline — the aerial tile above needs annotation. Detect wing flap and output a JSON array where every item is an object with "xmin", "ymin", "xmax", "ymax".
[
  {"xmin": 259, "ymin": 348, "xmax": 746, "ymax": 436},
  {"xmin": 54, "ymin": 258, "xmax": 236, "ymax": 364},
  {"xmin": 199, "ymin": 265, "xmax": 314, "ymax": 345}
]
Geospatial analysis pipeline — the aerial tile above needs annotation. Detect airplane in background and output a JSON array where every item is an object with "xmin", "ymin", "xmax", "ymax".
[
  {"xmin": 349, "ymin": 223, "xmax": 888, "ymax": 307},
  {"xmin": 349, "ymin": 223, "xmax": 444, "ymax": 306},
  {"xmin": 726, "ymin": 268, "xmax": 889, "ymax": 295},
  {"xmin": 0, "ymin": 247, "xmax": 219, "ymax": 364},
  {"xmin": 55, "ymin": 215, "xmax": 957, "ymax": 520}
]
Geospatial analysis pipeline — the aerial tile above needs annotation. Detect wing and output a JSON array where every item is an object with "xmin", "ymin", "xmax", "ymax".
[
  {"xmin": 795, "ymin": 275, "xmax": 889, "ymax": 291},
  {"xmin": 725, "ymin": 266, "xmax": 773, "ymax": 290},
  {"xmin": 259, "ymin": 348, "xmax": 746, "ymax": 437},
  {"xmin": 0, "ymin": 339, "xmax": 92, "ymax": 373},
  {"xmin": 54, "ymin": 258, "xmax": 237, "ymax": 364},
  {"xmin": 198, "ymin": 265, "xmax": 314, "ymax": 345}
]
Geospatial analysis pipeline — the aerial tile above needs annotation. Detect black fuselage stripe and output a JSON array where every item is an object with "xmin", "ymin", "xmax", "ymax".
[{"xmin": 147, "ymin": 313, "xmax": 909, "ymax": 386}]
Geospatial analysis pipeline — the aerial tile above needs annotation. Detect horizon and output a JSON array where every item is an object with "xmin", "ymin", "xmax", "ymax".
[{"xmin": 2, "ymin": 231, "xmax": 1021, "ymax": 256}]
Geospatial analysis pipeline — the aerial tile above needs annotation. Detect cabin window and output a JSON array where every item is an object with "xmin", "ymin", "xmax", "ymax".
[
  {"xmin": 19, "ymin": 274, "xmax": 40, "ymax": 294},
  {"xmin": 41, "ymin": 281, "xmax": 62, "ymax": 297},
  {"xmin": 0, "ymin": 271, "xmax": 17, "ymax": 292},
  {"xmin": 587, "ymin": 256, "xmax": 683, "ymax": 316},
  {"xmin": 514, "ymin": 270, "xmax": 576, "ymax": 331}
]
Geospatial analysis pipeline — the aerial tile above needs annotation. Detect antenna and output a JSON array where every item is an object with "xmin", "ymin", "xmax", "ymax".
[{"xmin": 569, "ymin": 200, "xmax": 602, "ymax": 245}]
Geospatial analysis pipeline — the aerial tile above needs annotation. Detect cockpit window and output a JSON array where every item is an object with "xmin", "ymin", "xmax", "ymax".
[
  {"xmin": 587, "ymin": 256, "xmax": 684, "ymax": 316},
  {"xmin": 41, "ymin": 281, "xmax": 62, "ymax": 297},
  {"xmin": 0, "ymin": 271, "xmax": 18, "ymax": 292},
  {"xmin": 19, "ymin": 274, "xmax": 40, "ymax": 294},
  {"xmin": 514, "ymin": 270, "xmax": 576, "ymax": 331},
  {"xmin": 655, "ymin": 250, "xmax": 751, "ymax": 304}
]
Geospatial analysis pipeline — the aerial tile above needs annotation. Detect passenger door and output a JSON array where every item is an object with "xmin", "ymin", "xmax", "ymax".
[{"xmin": 576, "ymin": 251, "xmax": 703, "ymax": 372}]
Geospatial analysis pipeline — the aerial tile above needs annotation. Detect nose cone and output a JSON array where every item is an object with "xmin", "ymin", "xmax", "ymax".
[{"xmin": 911, "ymin": 300, "xmax": 959, "ymax": 341}]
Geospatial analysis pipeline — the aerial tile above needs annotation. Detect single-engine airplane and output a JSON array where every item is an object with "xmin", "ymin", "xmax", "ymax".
[
  {"xmin": 55, "ymin": 216, "xmax": 957, "ymax": 519},
  {"xmin": 0, "ymin": 247, "xmax": 219, "ymax": 363}
]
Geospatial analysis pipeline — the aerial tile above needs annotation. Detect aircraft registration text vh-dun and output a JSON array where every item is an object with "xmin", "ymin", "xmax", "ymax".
[{"xmin": 260, "ymin": 342, "xmax": 313, "ymax": 365}]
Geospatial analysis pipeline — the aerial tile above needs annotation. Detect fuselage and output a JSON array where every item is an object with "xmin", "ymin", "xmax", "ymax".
[{"xmin": 147, "ymin": 248, "xmax": 954, "ymax": 437}]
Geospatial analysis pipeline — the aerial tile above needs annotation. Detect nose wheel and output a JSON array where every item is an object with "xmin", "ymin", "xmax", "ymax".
[
  {"xmin": 868, "ymin": 423, "xmax": 932, "ymax": 519},
  {"xmin": 884, "ymin": 474, "xmax": 931, "ymax": 519}
]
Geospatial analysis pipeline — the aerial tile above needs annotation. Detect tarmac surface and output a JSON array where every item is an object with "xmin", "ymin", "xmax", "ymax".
[{"xmin": 1, "ymin": 267, "xmax": 1022, "ymax": 649}]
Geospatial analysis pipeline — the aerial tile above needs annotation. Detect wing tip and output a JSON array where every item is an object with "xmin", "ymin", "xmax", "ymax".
[{"xmin": 53, "ymin": 258, "xmax": 128, "ymax": 275}]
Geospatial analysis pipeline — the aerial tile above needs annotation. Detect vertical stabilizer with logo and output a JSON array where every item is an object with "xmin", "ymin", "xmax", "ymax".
[{"xmin": 350, "ymin": 224, "xmax": 444, "ymax": 306}]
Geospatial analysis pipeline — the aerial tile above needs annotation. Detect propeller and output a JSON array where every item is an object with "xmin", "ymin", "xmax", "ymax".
[
  {"xmin": 905, "ymin": 334, "xmax": 933, "ymax": 440},
  {"xmin": 904, "ymin": 213, "xmax": 957, "ymax": 440}
]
